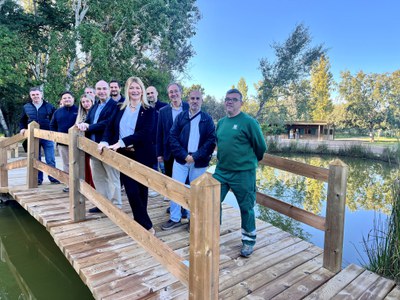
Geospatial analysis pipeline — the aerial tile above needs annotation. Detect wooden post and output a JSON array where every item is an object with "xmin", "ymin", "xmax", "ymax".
[
  {"xmin": 189, "ymin": 172, "xmax": 220, "ymax": 300},
  {"xmin": 27, "ymin": 122, "xmax": 39, "ymax": 188},
  {"xmin": 0, "ymin": 144, "xmax": 7, "ymax": 188},
  {"xmin": 69, "ymin": 126, "xmax": 86, "ymax": 221},
  {"xmin": 323, "ymin": 159, "xmax": 348, "ymax": 273}
]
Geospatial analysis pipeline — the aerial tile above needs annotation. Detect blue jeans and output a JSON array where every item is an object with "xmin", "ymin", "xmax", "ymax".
[
  {"xmin": 38, "ymin": 139, "xmax": 58, "ymax": 183},
  {"xmin": 169, "ymin": 161, "xmax": 207, "ymax": 222}
]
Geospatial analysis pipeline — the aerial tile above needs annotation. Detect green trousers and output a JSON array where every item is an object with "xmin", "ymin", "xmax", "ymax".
[{"xmin": 213, "ymin": 167, "xmax": 257, "ymax": 246}]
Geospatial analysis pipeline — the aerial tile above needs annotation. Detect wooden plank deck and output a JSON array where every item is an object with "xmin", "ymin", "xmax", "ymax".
[{"xmin": 3, "ymin": 160, "xmax": 399, "ymax": 299}]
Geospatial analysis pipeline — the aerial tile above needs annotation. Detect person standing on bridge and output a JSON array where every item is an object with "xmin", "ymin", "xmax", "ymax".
[
  {"xmin": 19, "ymin": 87, "xmax": 60, "ymax": 185},
  {"xmin": 161, "ymin": 89, "xmax": 216, "ymax": 230},
  {"xmin": 213, "ymin": 88, "xmax": 267, "ymax": 258},
  {"xmin": 77, "ymin": 80, "xmax": 121, "ymax": 212},
  {"xmin": 145, "ymin": 85, "xmax": 167, "ymax": 198},
  {"xmin": 98, "ymin": 76, "xmax": 156, "ymax": 234},
  {"xmin": 156, "ymin": 83, "xmax": 189, "ymax": 198},
  {"xmin": 50, "ymin": 91, "xmax": 78, "ymax": 193}
]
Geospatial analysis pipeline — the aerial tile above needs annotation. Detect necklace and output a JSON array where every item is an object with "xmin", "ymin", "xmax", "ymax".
[{"xmin": 129, "ymin": 102, "xmax": 139, "ymax": 109}]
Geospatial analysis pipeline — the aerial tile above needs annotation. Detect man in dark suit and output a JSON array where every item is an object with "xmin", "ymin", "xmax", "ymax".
[
  {"xmin": 156, "ymin": 83, "xmax": 189, "ymax": 180},
  {"xmin": 77, "ymin": 80, "xmax": 121, "ymax": 212},
  {"xmin": 146, "ymin": 86, "xmax": 167, "ymax": 197}
]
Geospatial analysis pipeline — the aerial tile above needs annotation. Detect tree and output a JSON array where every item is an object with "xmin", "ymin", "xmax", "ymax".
[
  {"xmin": 237, "ymin": 77, "xmax": 248, "ymax": 101},
  {"xmin": 202, "ymin": 95, "xmax": 225, "ymax": 122},
  {"xmin": 0, "ymin": 0, "xmax": 200, "ymax": 134},
  {"xmin": 339, "ymin": 71, "xmax": 388, "ymax": 141},
  {"xmin": 386, "ymin": 70, "xmax": 400, "ymax": 138},
  {"xmin": 257, "ymin": 24, "xmax": 326, "ymax": 121},
  {"xmin": 182, "ymin": 84, "xmax": 206, "ymax": 101},
  {"xmin": 309, "ymin": 55, "xmax": 333, "ymax": 121}
]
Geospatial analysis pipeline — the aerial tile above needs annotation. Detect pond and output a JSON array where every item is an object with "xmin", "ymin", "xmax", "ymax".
[
  {"xmin": 254, "ymin": 154, "xmax": 398, "ymax": 267},
  {"xmin": 0, "ymin": 201, "xmax": 93, "ymax": 300}
]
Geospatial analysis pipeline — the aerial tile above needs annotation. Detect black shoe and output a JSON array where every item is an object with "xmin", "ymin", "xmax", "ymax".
[
  {"xmin": 50, "ymin": 180, "xmax": 61, "ymax": 184},
  {"xmin": 161, "ymin": 219, "xmax": 182, "ymax": 230},
  {"xmin": 166, "ymin": 207, "xmax": 170, "ymax": 214},
  {"xmin": 181, "ymin": 207, "xmax": 188, "ymax": 219},
  {"xmin": 63, "ymin": 187, "xmax": 69, "ymax": 193},
  {"xmin": 88, "ymin": 207, "xmax": 102, "ymax": 213},
  {"xmin": 38, "ymin": 181, "xmax": 42, "ymax": 186}
]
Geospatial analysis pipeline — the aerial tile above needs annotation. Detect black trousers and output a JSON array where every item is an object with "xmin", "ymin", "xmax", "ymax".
[
  {"xmin": 164, "ymin": 156, "xmax": 174, "ymax": 178},
  {"xmin": 121, "ymin": 172, "xmax": 152, "ymax": 230}
]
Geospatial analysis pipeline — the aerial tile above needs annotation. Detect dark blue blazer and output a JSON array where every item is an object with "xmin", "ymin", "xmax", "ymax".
[
  {"xmin": 85, "ymin": 98, "xmax": 118, "ymax": 143},
  {"xmin": 169, "ymin": 111, "xmax": 216, "ymax": 168},
  {"xmin": 102, "ymin": 105, "xmax": 155, "ymax": 167},
  {"xmin": 156, "ymin": 102, "xmax": 189, "ymax": 161}
]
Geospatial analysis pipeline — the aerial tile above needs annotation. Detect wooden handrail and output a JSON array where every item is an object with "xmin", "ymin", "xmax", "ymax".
[
  {"xmin": 0, "ymin": 132, "xmax": 25, "ymax": 148},
  {"xmin": 260, "ymin": 153, "xmax": 329, "ymax": 182},
  {"xmin": 256, "ymin": 192, "xmax": 326, "ymax": 231},
  {"xmin": 4, "ymin": 158, "xmax": 27, "ymax": 171},
  {"xmin": 78, "ymin": 136, "xmax": 191, "ymax": 210},
  {"xmin": 33, "ymin": 128, "xmax": 69, "ymax": 145}
]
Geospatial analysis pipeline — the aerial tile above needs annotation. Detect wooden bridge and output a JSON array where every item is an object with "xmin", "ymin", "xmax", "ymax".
[{"xmin": 0, "ymin": 122, "xmax": 399, "ymax": 299}]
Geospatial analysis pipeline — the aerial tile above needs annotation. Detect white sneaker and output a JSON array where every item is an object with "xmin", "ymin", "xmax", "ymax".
[
  {"xmin": 163, "ymin": 196, "xmax": 169, "ymax": 202},
  {"xmin": 148, "ymin": 190, "xmax": 159, "ymax": 198}
]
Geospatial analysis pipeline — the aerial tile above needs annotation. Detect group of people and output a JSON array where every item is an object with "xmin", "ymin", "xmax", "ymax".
[{"xmin": 19, "ymin": 78, "xmax": 266, "ymax": 258}]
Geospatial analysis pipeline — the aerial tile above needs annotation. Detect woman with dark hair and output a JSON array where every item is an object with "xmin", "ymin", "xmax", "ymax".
[{"xmin": 98, "ymin": 77, "xmax": 156, "ymax": 234}]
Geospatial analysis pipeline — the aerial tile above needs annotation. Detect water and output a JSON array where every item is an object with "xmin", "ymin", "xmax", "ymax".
[
  {"xmin": 254, "ymin": 154, "xmax": 398, "ymax": 267},
  {"xmin": 0, "ymin": 201, "xmax": 93, "ymax": 300}
]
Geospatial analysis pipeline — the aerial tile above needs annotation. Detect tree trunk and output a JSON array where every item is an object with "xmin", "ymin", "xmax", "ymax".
[{"xmin": 0, "ymin": 107, "xmax": 10, "ymax": 137}]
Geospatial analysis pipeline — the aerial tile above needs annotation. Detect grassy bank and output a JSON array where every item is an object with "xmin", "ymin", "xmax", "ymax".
[
  {"xmin": 266, "ymin": 139, "xmax": 400, "ymax": 164},
  {"xmin": 360, "ymin": 180, "xmax": 400, "ymax": 283}
]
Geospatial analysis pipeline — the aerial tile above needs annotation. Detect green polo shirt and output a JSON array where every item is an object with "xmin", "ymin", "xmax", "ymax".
[{"xmin": 216, "ymin": 112, "xmax": 267, "ymax": 171}]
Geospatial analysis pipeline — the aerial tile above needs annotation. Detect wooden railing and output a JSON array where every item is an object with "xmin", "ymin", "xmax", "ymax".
[
  {"xmin": 258, "ymin": 154, "xmax": 348, "ymax": 273},
  {"xmin": 0, "ymin": 121, "xmax": 348, "ymax": 296},
  {"xmin": 0, "ymin": 122, "xmax": 221, "ymax": 299}
]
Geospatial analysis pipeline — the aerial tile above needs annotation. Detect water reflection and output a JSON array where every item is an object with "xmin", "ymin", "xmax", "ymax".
[
  {"xmin": 258, "ymin": 155, "xmax": 397, "ymax": 216},
  {"xmin": 0, "ymin": 202, "xmax": 93, "ymax": 300},
  {"xmin": 256, "ymin": 154, "xmax": 398, "ymax": 265}
]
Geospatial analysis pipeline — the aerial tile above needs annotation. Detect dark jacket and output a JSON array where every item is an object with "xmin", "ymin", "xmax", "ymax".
[
  {"xmin": 85, "ymin": 98, "xmax": 118, "ymax": 143},
  {"xmin": 19, "ymin": 101, "xmax": 56, "ymax": 131},
  {"xmin": 156, "ymin": 102, "xmax": 189, "ymax": 160},
  {"xmin": 102, "ymin": 105, "xmax": 155, "ymax": 167},
  {"xmin": 50, "ymin": 105, "xmax": 78, "ymax": 134},
  {"xmin": 169, "ymin": 110, "xmax": 216, "ymax": 168}
]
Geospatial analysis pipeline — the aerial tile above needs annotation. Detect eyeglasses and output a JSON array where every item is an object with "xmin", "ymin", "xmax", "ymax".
[
  {"xmin": 224, "ymin": 97, "xmax": 241, "ymax": 102},
  {"xmin": 190, "ymin": 97, "xmax": 201, "ymax": 100}
]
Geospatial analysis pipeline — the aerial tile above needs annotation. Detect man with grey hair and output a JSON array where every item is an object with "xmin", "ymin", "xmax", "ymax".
[
  {"xmin": 77, "ymin": 80, "xmax": 121, "ymax": 212},
  {"xmin": 156, "ymin": 83, "xmax": 189, "ymax": 180},
  {"xmin": 213, "ymin": 88, "xmax": 267, "ymax": 257}
]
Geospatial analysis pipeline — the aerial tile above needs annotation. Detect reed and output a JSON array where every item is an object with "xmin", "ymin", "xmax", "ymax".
[{"xmin": 360, "ymin": 179, "xmax": 400, "ymax": 283}]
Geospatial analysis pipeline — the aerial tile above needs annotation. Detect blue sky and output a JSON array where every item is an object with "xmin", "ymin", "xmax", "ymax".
[{"xmin": 182, "ymin": 0, "xmax": 400, "ymax": 100}]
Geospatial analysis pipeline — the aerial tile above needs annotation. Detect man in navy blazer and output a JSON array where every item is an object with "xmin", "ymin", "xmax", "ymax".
[
  {"xmin": 77, "ymin": 80, "xmax": 121, "ymax": 212},
  {"xmin": 156, "ymin": 83, "xmax": 189, "ymax": 179}
]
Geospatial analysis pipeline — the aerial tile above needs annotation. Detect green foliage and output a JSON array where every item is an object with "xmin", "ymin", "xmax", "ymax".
[
  {"xmin": 237, "ymin": 77, "xmax": 248, "ymax": 101},
  {"xmin": 202, "ymin": 95, "xmax": 225, "ymax": 122},
  {"xmin": 257, "ymin": 24, "xmax": 326, "ymax": 121},
  {"xmin": 309, "ymin": 55, "xmax": 333, "ymax": 121},
  {"xmin": 339, "ymin": 71, "xmax": 390, "ymax": 141},
  {"xmin": 0, "ymin": 0, "xmax": 200, "ymax": 134}
]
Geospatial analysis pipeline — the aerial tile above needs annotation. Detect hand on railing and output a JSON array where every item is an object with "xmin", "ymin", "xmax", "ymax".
[
  {"xmin": 97, "ymin": 142, "xmax": 108, "ymax": 154},
  {"xmin": 108, "ymin": 141, "xmax": 121, "ymax": 152},
  {"xmin": 76, "ymin": 123, "xmax": 89, "ymax": 131}
]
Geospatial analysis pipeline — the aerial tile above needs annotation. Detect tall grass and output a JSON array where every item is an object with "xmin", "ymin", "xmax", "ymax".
[{"xmin": 360, "ymin": 180, "xmax": 400, "ymax": 283}]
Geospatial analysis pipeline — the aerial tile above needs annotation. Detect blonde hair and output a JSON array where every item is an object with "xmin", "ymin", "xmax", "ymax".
[
  {"xmin": 121, "ymin": 76, "xmax": 150, "ymax": 110},
  {"xmin": 76, "ymin": 93, "xmax": 94, "ymax": 124}
]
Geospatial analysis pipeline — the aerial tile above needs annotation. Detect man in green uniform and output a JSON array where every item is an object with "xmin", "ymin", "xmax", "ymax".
[{"xmin": 213, "ymin": 88, "xmax": 267, "ymax": 257}]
